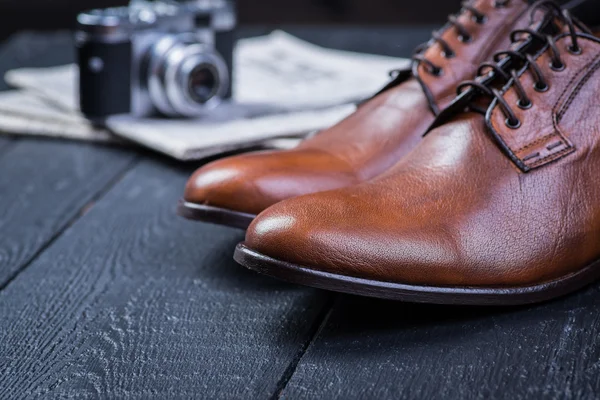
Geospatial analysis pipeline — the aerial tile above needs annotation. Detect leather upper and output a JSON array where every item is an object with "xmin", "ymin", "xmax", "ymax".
[
  {"xmin": 184, "ymin": 0, "xmax": 532, "ymax": 216},
  {"xmin": 416, "ymin": 0, "xmax": 531, "ymax": 112},
  {"xmin": 244, "ymin": 29, "xmax": 600, "ymax": 288},
  {"xmin": 488, "ymin": 32, "xmax": 600, "ymax": 171}
]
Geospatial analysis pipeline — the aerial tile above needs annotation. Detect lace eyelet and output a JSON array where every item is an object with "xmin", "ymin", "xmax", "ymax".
[
  {"xmin": 550, "ymin": 61, "xmax": 565, "ymax": 71},
  {"xmin": 506, "ymin": 118, "xmax": 521, "ymax": 129},
  {"xmin": 534, "ymin": 82, "xmax": 549, "ymax": 92},
  {"xmin": 494, "ymin": 0, "xmax": 509, "ymax": 8},
  {"xmin": 431, "ymin": 67, "xmax": 444, "ymax": 77},
  {"xmin": 458, "ymin": 34, "xmax": 473, "ymax": 43},
  {"xmin": 517, "ymin": 99, "xmax": 532, "ymax": 110},
  {"xmin": 442, "ymin": 50, "xmax": 455, "ymax": 59},
  {"xmin": 472, "ymin": 15, "xmax": 487, "ymax": 24},
  {"xmin": 568, "ymin": 45, "xmax": 582, "ymax": 55}
]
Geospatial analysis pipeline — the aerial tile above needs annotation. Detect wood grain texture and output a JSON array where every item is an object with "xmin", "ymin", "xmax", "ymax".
[
  {"xmin": 282, "ymin": 289, "xmax": 600, "ymax": 399},
  {"xmin": 0, "ymin": 160, "xmax": 331, "ymax": 399},
  {"xmin": 0, "ymin": 139, "xmax": 135, "ymax": 288},
  {"xmin": 0, "ymin": 32, "xmax": 137, "ymax": 288}
]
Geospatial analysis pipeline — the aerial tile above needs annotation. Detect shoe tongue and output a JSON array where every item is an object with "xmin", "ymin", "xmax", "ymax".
[{"xmin": 522, "ymin": 1, "xmax": 593, "ymax": 42}]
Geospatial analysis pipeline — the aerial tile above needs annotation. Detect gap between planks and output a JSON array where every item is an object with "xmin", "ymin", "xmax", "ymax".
[
  {"xmin": 271, "ymin": 294, "xmax": 340, "ymax": 400},
  {"xmin": 0, "ymin": 156, "xmax": 140, "ymax": 292}
]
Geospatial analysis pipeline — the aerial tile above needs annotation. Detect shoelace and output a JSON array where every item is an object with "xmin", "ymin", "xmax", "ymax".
[
  {"xmin": 411, "ymin": 0, "xmax": 511, "ymax": 77},
  {"xmin": 456, "ymin": 0, "xmax": 592, "ymax": 129}
]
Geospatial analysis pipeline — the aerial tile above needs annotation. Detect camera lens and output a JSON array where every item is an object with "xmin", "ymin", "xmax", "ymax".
[
  {"xmin": 187, "ymin": 64, "xmax": 219, "ymax": 104},
  {"xmin": 146, "ymin": 35, "xmax": 230, "ymax": 117}
]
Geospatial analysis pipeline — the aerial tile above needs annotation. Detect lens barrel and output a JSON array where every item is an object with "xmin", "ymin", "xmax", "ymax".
[{"xmin": 146, "ymin": 34, "xmax": 229, "ymax": 117}]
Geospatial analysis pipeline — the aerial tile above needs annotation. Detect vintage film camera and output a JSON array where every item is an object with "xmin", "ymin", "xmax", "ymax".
[{"xmin": 76, "ymin": 0, "xmax": 236, "ymax": 119}]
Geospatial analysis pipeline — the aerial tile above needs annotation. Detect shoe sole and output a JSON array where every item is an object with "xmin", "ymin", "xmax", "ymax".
[
  {"xmin": 177, "ymin": 201, "xmax": 256, "ymax": 230},
  {"xmin": 234, "ymin": 243, "xmax": 600, "ymax": 306}
]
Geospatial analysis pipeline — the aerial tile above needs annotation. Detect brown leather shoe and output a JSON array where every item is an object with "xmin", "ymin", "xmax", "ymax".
[
  {"xmin": 235, "ymin": 5, "xmax": 600, "ymax": 305},
  {"xmin": 179, "ymin": 0, "xmax": 534, "ymax": 229}
]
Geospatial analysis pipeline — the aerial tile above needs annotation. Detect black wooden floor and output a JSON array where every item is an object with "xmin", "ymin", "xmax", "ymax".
[{"xmin": 1, "ymin": 28, "xmax": 599, "ymax": 400}]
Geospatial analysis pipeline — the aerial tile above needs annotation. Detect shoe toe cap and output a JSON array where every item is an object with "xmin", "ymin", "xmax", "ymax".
[
  {"xmin": 243, "ymin": 188, "xmax": 478, "ymax": 287},
  {"xmin": 184, "ymin": 157, "xmax": 262, "ymax": 214},
  {"xmin": 244, "ymin": 190, "xmax": 381, "ymax": 278},
  {"xmin": 184, "ymin": 149, "xmax": 359, "ymax": 215}
]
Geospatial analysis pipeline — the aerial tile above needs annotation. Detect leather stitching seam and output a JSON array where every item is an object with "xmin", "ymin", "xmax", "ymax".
[
  {"xmin": 515, "ymin": 37, "xmax": 590, "ymax": 155},
  {"xmin": 488, "ymin": 38, "xmax": 553, "ymax": 154},
  {"xmin": 555, "ymin": 53, "xmax": 600, "ymax": 121},
  {"xmin": 492, "ymin": 37, "xmax": 599, "ymax": 165},
  {"xmin": 516, "ymin": 132, "xmax": 561, "ymax": 153},
  {"xmin": 552, "ymin": 51, "xmax": 598, "ymax": 111},
  {"xmin": 527, "ymin": 146, "xmax": 574, "ymax": 167}
]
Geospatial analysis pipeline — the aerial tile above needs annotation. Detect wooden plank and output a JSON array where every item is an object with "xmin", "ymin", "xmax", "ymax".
[
  {"xmin": 0, "ymin": 137, "xmax": 12, "ymax": 153},
  {"xmin": 0, "ymin": 159, "xmax": 332, "ymax": 398},
  {"xmin": 0, "ymin": 139, "xmax": 135, "ymax": 288},
  {"xmin": 281, "ymin": 289, "xmax": 600, "ymax": 399},
  {"xmin": 0, "ymin": 28, "xmax": 431, "ymax": 397},
  {"xmin": 0, "ymin": 33, "xmax": 137, "ymax": 287}
]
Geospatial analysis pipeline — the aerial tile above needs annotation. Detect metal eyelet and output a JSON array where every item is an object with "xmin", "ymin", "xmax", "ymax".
[
  {"xmin": 458, "ymin": 34, "xmax": 473, "ymax": 43},
  {"xmin": 550, "ymin": 61, "xmax": 565, "ymax": 71},
  {"xmin": 568, "ymin": 45, "xmax": 582, "ymax": 55},
  {"xmin": 534, "ymin": 82, "xmax": 549, "ymax": 92},
  {"xmin": 517, "ymin": 99, "xmax": 532, "ymax": 110},
  {"xmin": 506, "ymin": 118, "xmax": 521, "ymax": 129}
]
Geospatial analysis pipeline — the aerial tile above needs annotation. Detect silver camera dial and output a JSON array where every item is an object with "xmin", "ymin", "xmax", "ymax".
[{"xmin": 146, "ymin": 34, "xmax": 230, "ymax": 117}]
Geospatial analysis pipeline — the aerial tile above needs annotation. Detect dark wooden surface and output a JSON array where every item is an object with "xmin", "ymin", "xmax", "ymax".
[{"xmin": 0, "ymin": 27, "xmax": 598, "ymax": 400}]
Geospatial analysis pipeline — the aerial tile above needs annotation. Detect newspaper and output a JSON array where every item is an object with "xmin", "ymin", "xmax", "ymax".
[
  {"xmin": 0, "ymin": 90, "xmax": 117, "ymax": 143},
  {"xmin": 2, "ymin": 30, "xmax": 409, "ymax": 160}
]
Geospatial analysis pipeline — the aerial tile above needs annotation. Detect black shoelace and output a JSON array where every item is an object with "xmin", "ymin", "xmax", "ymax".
[
  {"xmin": 411, "ymin": 0, "xmax": 511, "ymax": 77},
  {"xmin": 456, "ymin": 0, "xmax": 592, "ymax": 129}
]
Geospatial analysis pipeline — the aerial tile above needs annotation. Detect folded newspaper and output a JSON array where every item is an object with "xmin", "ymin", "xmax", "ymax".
[{"xmin": 1, "ymin": 31, "xmax": 409, "ymax": 160}]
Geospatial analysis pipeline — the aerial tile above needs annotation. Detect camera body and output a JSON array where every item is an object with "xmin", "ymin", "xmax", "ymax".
[{"xmin": 76, "ymin": 0, "xmax": 236, "ymax": 119}]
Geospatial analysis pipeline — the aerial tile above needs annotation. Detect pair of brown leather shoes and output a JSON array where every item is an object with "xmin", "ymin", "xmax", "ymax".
[{"xmin": 180, "ymin": 0, "xmax": 600, "ymax": 306}]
